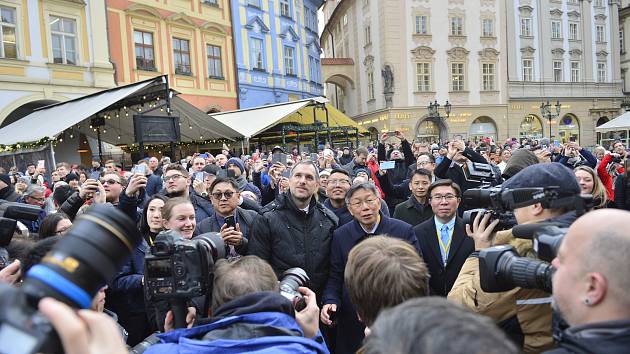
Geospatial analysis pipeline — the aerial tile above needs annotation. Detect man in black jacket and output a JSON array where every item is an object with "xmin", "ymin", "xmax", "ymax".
[
  {"xmin": 377, "ymin": 131, "xmax": 416, "ymax": 211},
  {"xmin": 391, "ymin": 169, "xmax": 434, "ymax": 226},
  {"xmin": 0, "ymin": 174, "xmax": 19, "ymax": 202},
  {"xmin": 547, "ymin": 209, "xmax": 630, "ymax": 354},
  {"xmin": 249, "ymin": 161, "xmax": 338, "ymax": 297}
]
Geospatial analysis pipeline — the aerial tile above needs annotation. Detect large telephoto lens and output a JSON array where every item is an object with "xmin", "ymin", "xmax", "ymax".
[
  {"xmin": 462, "ymin": 188, "xmax": 493, "ymax": 208},
  {"xmin": 22, "ymin": 205, "xmax": 141, "ymax": 309},
  {"xmin": 196, "ymin": 232, "xmax": 227, "ymax": 263},
  {"xmin": 497, "ymin": 255, "xmax": 554, "ymax": 293}
]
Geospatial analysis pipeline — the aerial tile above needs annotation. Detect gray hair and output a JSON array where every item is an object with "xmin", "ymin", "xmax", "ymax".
[
  {"xmin": 289, "ymin": 160, "xmax": 320, "ymax": 181},
  {"xmin": 345, "ymin": 182, "xmax": 380, "ymax": 205},
  {"xmin": 24, "ymin": 185, "xmax": 46, "ymax": 196}
]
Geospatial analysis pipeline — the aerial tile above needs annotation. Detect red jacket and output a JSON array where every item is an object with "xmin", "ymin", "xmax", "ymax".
[
  {"xmin": 597, "ymin": 154, "xmax": 625, "ymax": 200},
  {"xmin": 367, "ymin": 159, "xmax": 385, "ymax": 199}
]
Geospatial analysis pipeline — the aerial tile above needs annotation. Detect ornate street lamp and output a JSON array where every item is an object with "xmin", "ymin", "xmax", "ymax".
[{"xmin": 540, "ymin": 99, "xmax": 561, "ymax": 139}]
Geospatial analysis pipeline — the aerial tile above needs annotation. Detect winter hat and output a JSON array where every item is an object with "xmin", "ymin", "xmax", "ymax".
[{"xmin": 226, "ymin": 158, "xmax": 245, "ymax": 174}]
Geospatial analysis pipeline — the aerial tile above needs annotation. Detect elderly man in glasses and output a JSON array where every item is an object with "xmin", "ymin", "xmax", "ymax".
[
  {"xmin": 196, "ymin": 177, "xmax": 257, "ymax": 259},
  {"xmin": 17, "ymin": 184, "xmax": 48, "ymax": 232}
]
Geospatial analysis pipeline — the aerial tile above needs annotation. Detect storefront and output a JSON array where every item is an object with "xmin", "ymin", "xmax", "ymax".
[
  {"xmin": 415, "ymin": 117, "xmax": 447, "ymax": 143},
  {"xmin": 558, "ymin": 114, "xmax": 580, "ymax": 143},
  {"xmin": 468, "ymin": 116, "xmax": 497, "ymax": 142},
  {"xmin": 519, "ymin": 114, "xmax": 543, "ymax": 141}
]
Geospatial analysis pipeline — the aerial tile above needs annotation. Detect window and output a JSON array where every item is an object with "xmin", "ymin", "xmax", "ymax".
[
  {"xmin": 553, "ymin": 60, "xmax": 563, "ymax": 82},
  {"xmin": 172, "ymin": 38, "xmax": 191, "ymax": 75},
  {"xmin": 51, "ymin": 16, "xmax": 77, "ymax": 65},
  {"xmin": 596, "ymin": 25, "xmax": 605, "ymax": 42},
  {"xmin": 597, "ymin": 62, "xmax": 607, "ymax": 82},
  {"xmin": 482, "ymin": 63, "xmax": 495, "ymax": 91},
  {"xmin": 308, "ymin": 55, "xmax": 319, "ymax": 83},
  {"xmin": 203, "ymin": 0, "xmax": 218, "ymax": 5},
  {"xmin": 569, "ymin": 22, "xmax": 578, "ymax": 40},
  {"xmin": 207, "ymin": 44, "xmax": 222, "ymax": 78},
  {"xmin": 415, "ymin": 15, "xmax": 428, "ymax": 35},
  {"xmin": 247, "ymin": 0, "xmax": 260, "ymax": 8},
  {"xmin": 450, "ymin": 16, "xmax": 463, "ymax": 36},
  {"xmin": 134, "ymin": 30, "xmax": 155, "ymax": 71},
  {"xmin": 283, "ymin": 46, "xmax": 295, "ymax": 75},
  {"xmin": 571, "ymin": 61, "xmax": 580, "ymax": 82},
  {"xmin": 594, "ymin": 0, "xmax": 604, "ymax": 6},
  {"xmin": 451, "ymin": 62, "xmax": 464, "ymax": 91},
  {"xmin": 0, "ymin": 6, "xmax": 17, "ymax": 59},
  {"xmin": 621, "ymin": 28, "xmax": 625, "ymax": 53},
  {"xmin": 343, "ymin": 14, "xmax": 348, "ymax": 26},
  {"xmin": 364, "ymin": 25, "xmax": 371, "ymax": 45},
  {"xmin": 482, "ymin": 19, "xmax": 493, "ymax": 37},
  {"xmin": 416, "ymin": 62, "xmax": 431, "ymax": 91},
  {"xmin": 522, "ymin": 59, "xmax": 533, "ymax": 81},
  {"xmin": 250, "ymin": 38, "xmax": 264, "ymax": 70},
  {"xmin": 551, "ymin": 21, "xmax": 562, "ymax": 39},
  {"xmin": 520, "ymin": 18, "xmax": 532, "ymax": 36},
  {"xmin": 367, "ymin": 70, "xmax": 374, "ymax": 100},
  {"xmin": 280, "ymin": 0, "xmax": 291, "ymax": 18}
]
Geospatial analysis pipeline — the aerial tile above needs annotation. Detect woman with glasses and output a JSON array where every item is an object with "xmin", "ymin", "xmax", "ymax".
[
  {"xmin": 110, "ymin": 194, "xmax": 168, "ymax": 345},
  {"xmin": 37, "ymin": 212, "xmax": 72, "ymax": 239}
]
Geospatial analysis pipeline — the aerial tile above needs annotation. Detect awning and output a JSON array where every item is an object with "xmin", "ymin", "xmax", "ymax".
[
  {"xmin": 596, "ymin": 111, "xmax": 630, "ymax": 132},
  {"xmin": 210, "ymin": 97, "xmax": 366, "ymax": 138},
  {"xmin": 0, "ymin": 76, "xmax": 240, "ymax": 146}
]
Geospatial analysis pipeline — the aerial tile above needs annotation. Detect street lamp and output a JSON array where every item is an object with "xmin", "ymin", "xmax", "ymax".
[
  {"xmin": 540, "ymin": 99, "xmax": 561, "ymax": 139},
  {"xmin": 427, "ymin": 100, "xmax": 452, "ymax": 118}
]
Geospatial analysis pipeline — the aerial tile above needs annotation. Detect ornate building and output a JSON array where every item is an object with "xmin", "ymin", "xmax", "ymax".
[
  {"xmin": 0, "ymin": 0, "xmax": 115, "ymax": 126},
  {"xmin": 106, "ymin": 0, "xmax": 238, "ymax": 112},
  {"xmin": 321, "ymin": 0, "xmax": 624, "ymax": 147},
  {"xmin": 231, "ymin": 0, "xmax": 324, "ymax": 108}
]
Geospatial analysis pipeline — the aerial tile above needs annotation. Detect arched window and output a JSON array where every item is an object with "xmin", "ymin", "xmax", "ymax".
[
  {"xmin": 558, "ymin": 114, "xmax": 579, "ymax": 143},
  {"xmin": 469, "ymin": 116, "xmax": 497, "ymax": 142},
  {"xmin": 519, "ymin": 114, "xmax": 543, "ymax": 140},
  {"xmin": 416, "ymin": 118, "xmax": 441, "ymax": 143}
]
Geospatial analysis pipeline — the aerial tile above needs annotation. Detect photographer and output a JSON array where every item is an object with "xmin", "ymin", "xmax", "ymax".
[
  {"xmin": 433, "ymin": 140, "xmax": 489, "ymax": 201},
  {"xmin": 597, "ymin": 141, "xmax": 626, "ymax": 202},
  {"xmin": 144, "ymin": 256, "xmax": 329, "ymax": 353},
  {"xmin": 548, "ymin": 209, "xmax": 630, "ymax": 353},
  {"xmin": 448, "ymin": 163, "xmax": 581, "ymax": 353},
  {"xmin": 555, "ymin": 141, "xmax": 596, "ymax": 170}
]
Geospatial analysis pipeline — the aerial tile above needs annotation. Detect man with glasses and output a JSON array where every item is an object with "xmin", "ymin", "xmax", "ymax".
[
  {"xmin": 324, "ymin": 168, "xmax": 389, "ymax": 226},
  {"xmin": 161, "ymin": 164, "xmax": 214, "ymax": 221},
  {"xmin": 18, "ymin": 185, "xmax": 48, "ymax": 232},
  {"xmin": 197, "ymin": 177, "xmax": 257, "ymax": 258},
  {"xmin": 413, "ymin": 179, "xmax": 473, "ymax": 296},
  {"xmin": 321, "ymin": 182, "xmax": 419, "ymax": 354}
]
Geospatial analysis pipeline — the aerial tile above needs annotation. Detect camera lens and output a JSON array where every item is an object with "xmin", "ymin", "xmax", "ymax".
[
  {"xmin": 498, "ymin": 255, "xmax": 554, "ymax": 293},
  {"xmin": 195, "ymin": 232, "xmax": 227, "ymax": 262},
  {"xmin": 463, "ymin": 189, "xmax": 493, "ymax": 208},
  {"xmin": 23, "ymin": 205, "xmax": 141, "ymax": 309}
]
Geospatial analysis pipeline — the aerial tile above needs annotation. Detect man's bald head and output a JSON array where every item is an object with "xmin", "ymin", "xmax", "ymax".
[{"xmin": 552, "ymin": 209, "xmax": 630, "ymax": 326}]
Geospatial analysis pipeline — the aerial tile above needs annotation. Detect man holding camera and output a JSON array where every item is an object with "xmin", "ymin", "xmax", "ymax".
[
  {"xmin": 597, "ymin": 140, "xmax": 626, "ymax": 202},
  {"xmin": 547, "ymin": 209, "xmax": 630, "ymax": 353},
  {"xmin": 448, "ymin": 163, "xmax": 581, "ymax": 353},
  {"xmin": 434, "ymin": 140, "xmax": 489, "ymax": 199}
]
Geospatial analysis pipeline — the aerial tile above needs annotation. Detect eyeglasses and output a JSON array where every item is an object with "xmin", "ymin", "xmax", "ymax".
[
  {"xmin": 163, "ymin": 174, "xmax": 185, "ymax": 182},
  {"xmin": 349, "ymin": 198, "xmax": 379, "ymax": 208},
  {"xmin": 27, "ymin": 195, "xmax": 45, "ymax": 202},
  {"xmin": 55, "ymin": 226, "xmax": 71, "ymax": 235},
  {"xmin": 430, "ymin": 194, "xmax": 458, "ymax": 202},
  {"xmin": 100, "ymin": 179, "xmax": 120, "ymax": 185},
  {"xmin": 212, "ymin": 191, "xmax": 235, "ymax": 200},
  {"xmin": 328, "ymin": 179, "xmax": 351, "ymax": 186},
  {"xmin": 417, "ymin": 161, "xmax": 433, "ymax": 166}
]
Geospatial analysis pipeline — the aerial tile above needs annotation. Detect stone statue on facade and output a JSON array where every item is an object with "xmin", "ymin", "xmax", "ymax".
[{"xmin": 382, "ymin": 64, "xmax": 394, "ymax": 94}]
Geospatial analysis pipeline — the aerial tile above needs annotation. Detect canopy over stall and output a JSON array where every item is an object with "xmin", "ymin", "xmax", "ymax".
[
  {"xmin": 596, "ymin": 111, "xmax": 630, "ymax": 148},
  {"xmin": 210, "ymin": 97, "xmax": 366, "ymax": 151}
]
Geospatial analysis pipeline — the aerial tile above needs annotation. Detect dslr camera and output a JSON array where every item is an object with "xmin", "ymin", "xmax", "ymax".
[
  {"xmin": 0, "ymin": 205, "xmax": 141, "ymax": 354},
  {"xmin": 279, "ymin": 268, "xmax": 310, "ymax": 311},
  {"xmin": 144, "ymin": 230, "xmax": 226, "ymax": 328},
  {"xmin": 478, "ymin": 223, "xmax": 567, "ymax": 293},
  {"xmin": 0, "ymin": 200, "xmax": 42, "ymax": 269}
]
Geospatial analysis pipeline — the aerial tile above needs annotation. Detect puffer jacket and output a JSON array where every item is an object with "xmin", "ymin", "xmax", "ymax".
[
  {"xmin": 448, "ymin": 212, "xmax": 577, "ymax": 353},
  {"xmin": 249, "ymin": 192, "xmax": 338, "ymax": 296}
]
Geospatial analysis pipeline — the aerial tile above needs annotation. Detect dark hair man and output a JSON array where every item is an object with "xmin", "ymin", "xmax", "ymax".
[
  {"xmin": 413, "ymin": 180, "xmax": 474, "ymax": 296},
  {"xmin": 196, "ymin": 177, "xmax": 258, "ymax": 258},
  {"xmin": 321, "ymin": 183, "xmax": 419, "ymax": 353},
  {"xmin": 545, "ymin": 209, "xmax": 630, "ymax": 353},
  {"xmin": 390, "ymin": 169, "xmax": 434, "ymax": 226},
  {"xmin": 249, "ymin": 161, "xmax": 338, "ymax": 297},
  {"xmin": 363, "ymin": 297, "xmax": 519, "ymax": 354},
  {"xmin": 345, "ymin": 236, "xmax": 429, "ymax": 332},
  {"xmin": 161, "ymin": 164, "xmax": 214, "ymax": 221},
  {"xmin": 407, "ymin": 152, "xmax": 436, "ymax": 178},
  {"xmin": 448, "ymin": 163, "xmax": 581, "ymax": 353},
  {"xmin": 377, "ymin": 131, "xmax": 416, "ymax": 210},
  {"xmin": 225, "ymin": 157, "xmax": 262, "ymax": 204},
  {"xmin": 342, "ymin": 146, "xmax": 369, "ymax": 177}
]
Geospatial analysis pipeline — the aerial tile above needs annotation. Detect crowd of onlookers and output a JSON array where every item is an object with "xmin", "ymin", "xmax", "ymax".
[{"xmin": 0, "ymin": 132, "xmax": 629, "ymax": 354}]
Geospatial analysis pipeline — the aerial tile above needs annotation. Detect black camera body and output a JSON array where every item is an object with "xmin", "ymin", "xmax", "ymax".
[
  {"xmin": 279, "ymin": 268, "xmax": 310, "ymax": 311},
  {"xmin": 0, "ymin": 201, "xmax": 42, "ymax": 269},
  {"xmin": 462, "ymin": 208, "xmax": 516, "ymax": 232},
  {"xmin": 463, "ymin": 162, "xmax": 500, "ymax": 187},
  {"xmin": 145, "ymin": 230, "xmax": 226, "ymax": 302},
  {"xmin": 0, "ymin": 205, "xmax": 141, "ymax": 354}
]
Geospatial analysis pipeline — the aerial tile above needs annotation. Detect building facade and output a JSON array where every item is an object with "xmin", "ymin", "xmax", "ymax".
[
  {"xmin": 620, "ymin": 0, "xmax": 630, "ymax": 95},
  {"xmin": 321, "ymin": 0, "xmax": 624, "ymax": 147},
  {"xmin": 106, "ymin": 0, "xmax": 238, "ymax": 112},
  {"xmin": 0, "ymin": 0, "xmax": 115, "ymax": 126},
  {"xmin": 231, "ymin": 0, "xmax": 324, "ymax": 108}
]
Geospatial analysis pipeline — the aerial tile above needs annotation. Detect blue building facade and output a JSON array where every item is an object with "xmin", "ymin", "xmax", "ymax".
[{"xmin": 231, "ymin": 0, "xmax": 324, "ymax": 108}]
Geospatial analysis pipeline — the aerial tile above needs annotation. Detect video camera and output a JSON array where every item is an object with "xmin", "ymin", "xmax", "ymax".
[
  {"xmin": 0, "ymin": 200, "xmax": 42, "ymax": 269},
  {"xmin": 0, "ymin": 205, "xmax": 141, "ymax": 354},
  {"xmin": 144, "ymin": 230, "xmax": 226, "ymax": 328},
  {"xmin": 478, "ymin": 223, "xmax": 567, "ymax": 293},
  {"xmin": 463, "ymin": 162, "xmax": 500, "ymax": 187}
]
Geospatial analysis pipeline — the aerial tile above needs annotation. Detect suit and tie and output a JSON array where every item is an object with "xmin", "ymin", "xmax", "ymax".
[{"xmin": 413, "ymin": 216, "xmax": 474, "ymax": 296}]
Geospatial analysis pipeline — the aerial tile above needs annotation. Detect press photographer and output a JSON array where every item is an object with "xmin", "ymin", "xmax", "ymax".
[{"xmin": 448, "ymin": 163, "xmax": 582, "ymax": 353}]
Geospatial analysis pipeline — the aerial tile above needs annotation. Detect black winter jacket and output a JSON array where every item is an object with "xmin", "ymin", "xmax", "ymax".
[
  {"xmin": 249, "ymin": 192, "xmax": 338, "ymax": 296},
  {"xmin": 545, "ymin": 320, "xmax": 630, "ymax": 354}
]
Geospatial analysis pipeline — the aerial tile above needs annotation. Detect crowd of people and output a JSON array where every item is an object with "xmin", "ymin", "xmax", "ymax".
[{"xmin": 0, "ymin": 132, "xmax": 629, "ymax": 354}]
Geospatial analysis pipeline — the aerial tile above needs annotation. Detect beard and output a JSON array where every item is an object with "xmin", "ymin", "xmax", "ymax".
[{"xmin": 167, "ymin": 189, "xmax": 186, "ymax": 198}]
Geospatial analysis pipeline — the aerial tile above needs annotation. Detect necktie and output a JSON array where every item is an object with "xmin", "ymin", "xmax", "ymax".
[{"xmin": 440, "ymin": 224, "xmax": 451, "ymax": 266}]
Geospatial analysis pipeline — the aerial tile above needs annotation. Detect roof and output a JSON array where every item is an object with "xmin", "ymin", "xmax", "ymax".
[{"xmin": 596, "ymin": 111, "xmax": 630, "ymax": 132}]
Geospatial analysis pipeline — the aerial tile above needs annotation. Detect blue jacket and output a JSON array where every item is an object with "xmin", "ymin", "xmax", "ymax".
[
  {"xmin": 556, "ymin": 148, "xmax": 597, "ymax": 169},
  {"xmin": 145, "ymin": 174, "xmax": 163, "ymax": 197},
  {"xmin": 145, "ymin": 292, "xmax": 330, "ymax": 354},
  {"xmin": 322, "ymin": 214, "xmax": 420, "ymax": 354},
  {"xmin": 16, "ymin": 198, "xmax": 46, "ymax": 233},
  {"xmin": 110, "ymin": 239, "xmax": 148, "ymax": 313}
]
